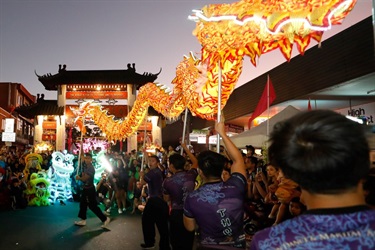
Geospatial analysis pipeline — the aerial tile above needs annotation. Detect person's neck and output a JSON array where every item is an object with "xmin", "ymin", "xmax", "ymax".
[
  {"xmin": 203, "ymin": 177, "xmax": 222, "ymax": 184},
  {"xmin": 303, "ymin": 184, "xmax": 366, "ymax": 210},
  {"xmin": 149, "ymin": 165, "xmax": 157, "ymax": 170}
]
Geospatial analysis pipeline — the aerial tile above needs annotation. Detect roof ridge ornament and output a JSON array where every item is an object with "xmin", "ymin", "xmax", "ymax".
[
  {"xmin": 127, "ymin": 63, "xmax": 136, "ymax": 72},
  {"xmin": 58, "ymin": 64, "xmax": 67, "ymax": 73}
]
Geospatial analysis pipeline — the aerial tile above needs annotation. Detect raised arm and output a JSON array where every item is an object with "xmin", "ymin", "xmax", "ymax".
[
  {"xmin": 254, "ymin": 173, "xmax": 268, "ymax": 198},
  {"xmin": 215, "ymin": 120, "xmax": 246, "ymax": 178},
  {"xmin": 181, "ymin": 142, "xmax": 198, "ymax": 169}
]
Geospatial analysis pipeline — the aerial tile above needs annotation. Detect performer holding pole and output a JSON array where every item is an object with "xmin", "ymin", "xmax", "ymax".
[
  {"xmin": 74, "ymin": 150, "xmax": 111, "ymax": 229},
  {"xmin": 76, "ymin": 117, "xmax": 85, "ymax": 177}
]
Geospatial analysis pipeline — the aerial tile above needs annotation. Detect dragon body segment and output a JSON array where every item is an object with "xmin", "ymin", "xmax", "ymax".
[
  {"xmin": 76, "ymin": 0, "xmax": 355, "ymax": 141},
  {"xmin": 77, "ymin": 51, "xmax": 243, "ymax": 141}
]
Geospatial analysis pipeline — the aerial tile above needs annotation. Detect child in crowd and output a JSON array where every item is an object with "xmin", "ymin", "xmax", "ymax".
[
  {"xmin": 269, "ymin": 170, "xmax": 300, "ymax": 225},
  {"xmin": 221, "ymin": 167, "xmax": 231, "ymax": 182},
  {"xmin": 9, "ymin": 178, "xmax": 27, "ymax": 209},
  {"xmin": 137, "ymin": 183, "xmax": 148, "ymax": 213},
  {"xmin": 288, "ymin": 197, "xmax": 306, "ymax": 217},
  {"xmin": 131, "ymin": 181, "xmax": 143, "ymax": 214}
]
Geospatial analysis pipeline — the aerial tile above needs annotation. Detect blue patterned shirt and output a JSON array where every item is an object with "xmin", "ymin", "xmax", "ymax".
[
  {"xmin": 251, "ymin": 206, "xmax": 375, "ymax": 250},
  {"xmin": 163, "ymin": 169, "xmax": 198, "ymax": 210}
]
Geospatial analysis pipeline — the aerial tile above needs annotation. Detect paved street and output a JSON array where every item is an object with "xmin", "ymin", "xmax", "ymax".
[{"xmin": 0, "ymin": 202, "xmax": 149, "ymax": 250}]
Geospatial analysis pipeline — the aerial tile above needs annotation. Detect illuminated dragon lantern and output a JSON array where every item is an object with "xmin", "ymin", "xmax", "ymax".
[
  {"xmin": 76, "ymin": 0, "xmax": 356, "ymax": 141},
  {"xmin": 190, "ymin": 0, "xmax": 357, "ymax": 63}
]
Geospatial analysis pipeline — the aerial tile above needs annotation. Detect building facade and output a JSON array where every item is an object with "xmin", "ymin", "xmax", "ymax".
[{"xmin": 0, "ymin": 82, "xmax": 35, "ymax": 149}]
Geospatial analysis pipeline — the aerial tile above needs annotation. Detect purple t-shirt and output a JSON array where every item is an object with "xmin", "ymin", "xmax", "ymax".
[
  {"xmin": 184, "ymin": 172, "xmax": 247, "ymax": 247},
  {"xmin": 250, "ymin": 206, "xmax": 375, "ymax": 250},
  {"xmin": 163, "ymin": 169, "xmax": 198, "ymax": 210},
  {"xmin": 144, "ymin": 167, "xmax": 164, "ymax": 198},
  {"xmin": 83, "ymin": 163, "xmax": 95, "ymax": 188}
]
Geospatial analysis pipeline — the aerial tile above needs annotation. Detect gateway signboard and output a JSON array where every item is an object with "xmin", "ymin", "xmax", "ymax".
[{"xmin": 66, "ymin": 91, "xmax": 128, "ymax": 99}]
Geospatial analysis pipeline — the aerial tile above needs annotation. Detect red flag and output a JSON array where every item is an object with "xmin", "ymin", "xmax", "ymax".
[
  {"xmin": 308, "ymin": 98, "xmax": 312, "ymax": 111},
  {"xmin": 248, "ymin": 75, "xmax": 276, "ymax": 129}
]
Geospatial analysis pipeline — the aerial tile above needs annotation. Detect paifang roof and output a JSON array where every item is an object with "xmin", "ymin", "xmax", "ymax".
[
  {"xmin": 15, "ymin": 94, "xmax": 160, "ymax": 119},
  {"xmin": 35, "ymin": 64, "xmax": 161, "ymax": 91},
  {"xmin": 15, "ymin": 94, "xmax": 64, "ymax": 119}
]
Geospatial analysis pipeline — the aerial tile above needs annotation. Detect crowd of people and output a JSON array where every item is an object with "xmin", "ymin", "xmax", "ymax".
[
  {"xmin": 1, "ymin": 110, "xmax": 375, "ymax": 249},
  {"xmin": 0, "ymin": 147, "xmax": 52, "ymax": 209}
]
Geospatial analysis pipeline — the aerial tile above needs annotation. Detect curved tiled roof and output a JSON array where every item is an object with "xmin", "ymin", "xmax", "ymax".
[
  {"xmin": 15, "ymin": 94, "xmax": 64, "ymax": 119},
  {"xmin": 35, "ymin": 64, "xmax": 161, "ymax": 91}
]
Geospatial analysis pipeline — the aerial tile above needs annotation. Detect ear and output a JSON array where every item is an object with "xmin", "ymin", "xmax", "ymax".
[{"xmin": 198, "ymin": 168, "xmax": 206, "ymax": 179}]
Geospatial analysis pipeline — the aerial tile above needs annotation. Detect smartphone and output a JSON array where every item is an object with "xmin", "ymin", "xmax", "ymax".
[
  {"xmin": 256, "ymin": 167, "xmax": 262, "ymax": 173},
  {"xmin": 249, "ymin": 174, "xmax": 253, "ymax": 181}
]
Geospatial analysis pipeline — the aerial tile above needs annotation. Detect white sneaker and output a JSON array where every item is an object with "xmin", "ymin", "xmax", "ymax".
[
  {"xmin": 106, "ymin": 208, "xmax": 111, "ymax": 213},
  {"xmin": 118, "ymin": 208, "xmax": 123, "ymax": 214},
  {"xmin": 74, "ymin": 220, "xmax": 86, "ymax": 226},
  {"xmin": 101, "ymin": 217, "xmax": 111, "ymax": 229}
]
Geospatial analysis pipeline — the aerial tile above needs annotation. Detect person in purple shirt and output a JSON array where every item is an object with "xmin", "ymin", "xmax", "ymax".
[
  {"xmin": 184, "ymin": 119, "xmax": 247, "ymax": 249},
  {"xmin": 140, "ymin": 154, "xmax": 170, "ymax": 250},
  {"xmin": 74, "ymin": 153, "xmax": 110, "ymax": 229},
  {"xmin": 163, "ymin": 142, "xmax": 198, "ymax": 250},
  {"xmin": 250, "ymin": 110, "xmax": 375, "ymax": 250}
]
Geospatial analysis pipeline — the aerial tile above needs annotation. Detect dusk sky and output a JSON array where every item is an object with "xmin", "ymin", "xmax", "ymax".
[{"xmin": 0, "ymin": 0, "xmax": 372, "ymax": 100}]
